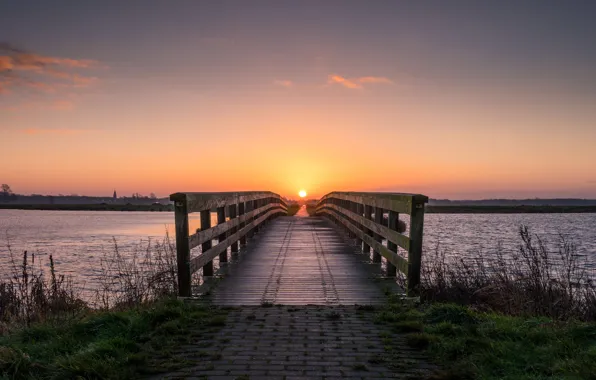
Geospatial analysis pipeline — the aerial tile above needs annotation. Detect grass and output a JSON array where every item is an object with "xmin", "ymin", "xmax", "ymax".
[
  {"xmin": 376, "ymin": 298, "xmax": 596, "ymax": 379},
  {"xmin": 0, "ymin": 298, "xmax": 228, "ymax": 379}
]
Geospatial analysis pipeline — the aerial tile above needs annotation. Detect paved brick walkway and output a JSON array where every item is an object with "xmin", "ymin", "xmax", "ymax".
[{"xmin": 154, "ymin": 306, "xmax": 434, "ymax": 379}]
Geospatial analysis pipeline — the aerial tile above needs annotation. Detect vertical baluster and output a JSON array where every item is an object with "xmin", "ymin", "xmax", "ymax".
[
  {"xmin": 246, "ymin": 200, "xmax": 254, "ymax": 238},
  {"xmin": 174, "ymin": 198, "xmax": 191, "ymax": 297},
  {"xmin": 356, "ymin": 203, "xmax": 365, "ymax": 251},
  {"xmin": 386, "ymin": 210, "xmax": 399, "ymax": 277},
  {"xmin": 229, "ymin": 203, "xmax": 238, "ymax": 253},
  {"xmin": 407, "ymin": 200, "xmax": 426, "ymax": 297},
  {"xmin": 373, "ymin": 207, "xmax": 383, "ymax": 262},
  {"xmin": 239, "ymin": 202, "xmax": 246, "ymax": 246},
  {"xmin": 217, "ymin": 206, "xmax": 227, "ymax": 263},
  {"xmin": 363, "ymin": 205, "xmax": 372, "ymax": 257},
  {"xmin": 200, "ymin": 209, "xmax": 213, "ymax": 277}
]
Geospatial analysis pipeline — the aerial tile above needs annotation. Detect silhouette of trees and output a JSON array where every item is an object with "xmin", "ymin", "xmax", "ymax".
[
  {"xmin": 1, "ymin": 184, "xmax": 12, "ymax": 194},
  {"xmin": 0, "ymin": 183, "xmax": 17, "ymax": 202}
]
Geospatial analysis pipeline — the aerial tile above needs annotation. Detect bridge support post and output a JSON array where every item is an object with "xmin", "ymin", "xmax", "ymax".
[
  {"xmin": 174, "ymin": 199, "xmax": 191, "ymax": 297},
  {"xmin": 407, "ymin": 200, "xmax": 426, "ymax": 297},
  {"xmin": 246, "ymin": 201, "xmax": 254, "ymax": 239},
  {"xmin": 200, "ymin": 209, "xmax": 213, "ymax": 276},
  {"xmin": 386, "ymin": 211, "xmax": 399, "ymax": 277},
  {"xmin": 239, "ymin": 202, "xmax": 246, "ymax": 246},
  {"xmin": 363, "ymin": 205, "xmax": 373, "ymax": 257},
  {"xmin": 373, "ymin": 207, "xmax": 383, "ymax": 263},
  {"xmin": 217, "ymin": 206, "xmax": 227, "ymax": 263},
  {"xmin": 229, "ymin": 203, "xmax": 238, "ymax": 253}
]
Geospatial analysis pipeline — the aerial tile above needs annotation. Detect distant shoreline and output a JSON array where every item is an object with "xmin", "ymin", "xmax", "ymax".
[
  {"xmin": 0, "ymin": 204, "xmax": 174, "ymax": 212},
  {"xmin": 2, "ymin": 203, "xmax": 596, "ymax": 214},
  {"xmin": 426, "ymin": 205, "xmax": 596, "ymax": 213}
]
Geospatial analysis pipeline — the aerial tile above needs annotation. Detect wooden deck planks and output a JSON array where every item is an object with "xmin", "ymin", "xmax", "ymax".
[{"xmin": 211, "ymin": 212, "xmax": 390, "ymax": 306}]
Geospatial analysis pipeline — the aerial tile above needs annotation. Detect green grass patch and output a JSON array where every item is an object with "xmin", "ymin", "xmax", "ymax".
[
  {"xmin": 377, "ymin": 301, "xmax": 596, "ymax": 379},
  {"xmin": 0, "ymin": 298, "xmax": 228, "ymax": 379}
]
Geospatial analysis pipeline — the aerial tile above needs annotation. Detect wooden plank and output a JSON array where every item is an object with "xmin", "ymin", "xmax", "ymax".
[
  {"xmin": 317, "ymin": 192, "xmax": 428, "ymax": 214},
  {"xmin": 364, "ymin": 205, "xmax": 373, "ymax": 256},
  {"xmin": 200, "ymin": 209, "xmax": 213, "ymax": 276},
  {"xmin": 211, "ymin": 217, "xmax": 391, "ymax": 306},
  {"xmin": 407, "ymin": 202, "xmax": 425, "ymax": 297},
  {"xmin": 174, "ymin": 200, "xmax": 191, "ymax": 297},
  {"xmin": 188, "ymin": 203, "xmax": 279, "ymax": 249},
  {"xmin": 217, "ymin": 206, "xmax": 227, "ymax": 263},
  {"xmin": 318, "ymin": 208, "xmax": 409, "ymax": 275},
  {"xmin": 190, "ymin": 208, "xmax": 280, "ymax": 272},
  {"xmin": 323, "ymin": 203, "xmax": 410, "ymax": 251},
  {"xmin": 170, "ymin": 191, "xmax": 284, "ymax": 214}
]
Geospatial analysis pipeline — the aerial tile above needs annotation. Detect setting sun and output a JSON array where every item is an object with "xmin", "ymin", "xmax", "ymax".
[{"xmin": 298, "ymin": 190, "xmax": 307, "ymax": 198}]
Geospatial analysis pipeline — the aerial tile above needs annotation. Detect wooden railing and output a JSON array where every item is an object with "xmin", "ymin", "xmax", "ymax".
[
  {"xmin": 315, "ymin": 192, "xmax": 428, "ymax": 296},
  {"xmin": 170, "ymin": 192, "xmax": 287, "ymax": 297}
]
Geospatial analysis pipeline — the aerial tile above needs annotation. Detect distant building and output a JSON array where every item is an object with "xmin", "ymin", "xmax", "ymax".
[{"xmin": 113, "ymin": 190, "xmax": 117, "ymax": 200}]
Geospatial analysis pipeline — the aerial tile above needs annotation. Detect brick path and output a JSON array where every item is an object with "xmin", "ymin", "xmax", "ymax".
[{"xmin": 154, "ymin": 306, "xmax": 435, "ymax": 379}]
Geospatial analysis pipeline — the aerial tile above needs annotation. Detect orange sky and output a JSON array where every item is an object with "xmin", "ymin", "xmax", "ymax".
[{"xmin": 1, "ymin": 2, "xmax": 596, "ymax": 200}]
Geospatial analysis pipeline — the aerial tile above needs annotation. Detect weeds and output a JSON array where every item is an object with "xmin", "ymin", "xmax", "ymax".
[
  {"xmin": 0, "ymin": 250, "xmax": 84, "ymax": 329},
  {"xmin": 420, "ymin": 225, "xmax": 596, "ymax": 321},
  {"xmin": 94, "ymin": 233, "xmax": 178, "ymax": 310}
]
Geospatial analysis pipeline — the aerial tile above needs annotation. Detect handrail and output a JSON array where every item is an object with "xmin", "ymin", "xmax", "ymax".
[
  {"xmin": 171, "ymin": 191, "xmax": 287, "ymax": 297},
  {"xmin": 315, "ymin": 191, "xmax": 428, "ymax": 296}
]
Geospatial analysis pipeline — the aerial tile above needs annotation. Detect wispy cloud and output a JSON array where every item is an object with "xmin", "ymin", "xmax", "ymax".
[
  {"xmin": 327, "ymin": 75, "xmax": 362, "ymax": 89},
  {"xmin": 273, "ymin": 79, "xmax": 293, "ymax": 88},
  {"xmin": 0, "ymin": 42, "xmax": 103, "ymax": 106},
  {"xmin": 358, "ymin": 76, "xmax": 394, "ymax": 84},
  {"xmin": 327, "ymin": 74, "xmax": 394, "ymax": 89}
]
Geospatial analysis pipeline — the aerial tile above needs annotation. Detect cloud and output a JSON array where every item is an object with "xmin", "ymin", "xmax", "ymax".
[
  {"xmin": 273, "ymin": 79, "xmax": 293, "ymax": 88},
  {"xmin": 327, "ymin": 75, "xmax": 362, "ymax": 89},
  {"xmin": 21, "ymin": 127, "xmax": 87, "ymax": 135},
  {"xmin": 0, "ymin": 42, "xmax": 102, "ymax": 105},
  {"xmin": 358, "ymin": 76, "xmax": 394, "ymax": 84},
  {"xmin": 327, "ymin": 74, "xmax": 394, "ymax": 89}
]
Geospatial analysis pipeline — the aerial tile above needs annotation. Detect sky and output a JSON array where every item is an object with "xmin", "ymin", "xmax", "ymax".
[{"xmin": 1, "ymin": 0, "xmax": 596, "ymax": 199}]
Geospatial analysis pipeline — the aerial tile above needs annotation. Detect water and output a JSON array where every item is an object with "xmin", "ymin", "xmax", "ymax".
[{"xmin": 1, "ymin": 210, "xmax": 595, "ymax": 289}]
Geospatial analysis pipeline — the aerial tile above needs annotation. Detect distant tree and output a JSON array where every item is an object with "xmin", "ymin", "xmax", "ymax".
[
  {"xmin": 1, "ymin": 184, "xmax": 13, "ymax": 194},
  {"xmin": 149, "ymin": 192, "xmax": 157, "ymax": 200}
]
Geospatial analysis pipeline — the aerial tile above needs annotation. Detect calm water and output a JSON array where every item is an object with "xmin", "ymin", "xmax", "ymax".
[{"xmin": 1, "ymin": 210, "xmax": 595, "ymax": 289}]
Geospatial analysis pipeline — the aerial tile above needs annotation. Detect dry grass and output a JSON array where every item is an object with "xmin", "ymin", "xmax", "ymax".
[
  {"xmin": 1, "ymin": 233, "xmax": 179, "ymax": 329},
  {"xmin": 0, "ymin": 250, "xmax": 85, "ymax": 330},
  {"xmin": 93, "ymin": 233, "xmax": 178, "ymax": 310},
  {"xmin": 420, "ymin": 225, "xmax": 596, "ymax": 321}
]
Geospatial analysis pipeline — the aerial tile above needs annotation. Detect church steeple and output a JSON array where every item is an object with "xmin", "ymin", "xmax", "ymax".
[{"xmin": 113, "ymin": 190, "xmax": 117, "ymax": 200}]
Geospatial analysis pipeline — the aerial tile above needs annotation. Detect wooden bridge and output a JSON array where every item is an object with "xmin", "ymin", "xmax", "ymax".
[{"xmin": 170, "ymin": 191, "xmax": 428, "ymax": 305}]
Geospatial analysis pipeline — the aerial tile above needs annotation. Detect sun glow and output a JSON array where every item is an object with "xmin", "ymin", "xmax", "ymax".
[{"xmin": 298, "ymin": 190, "xmax": 307, "ymax": 198}]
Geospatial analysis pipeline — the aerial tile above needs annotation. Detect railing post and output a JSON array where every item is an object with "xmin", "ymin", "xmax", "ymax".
[
  {"xmin": 239, "ymin": 202, "xmax": 246, "ymax": 246},
  {"xmin": 386, "ymin": 210, "xmax": 399, "ymax": 277},
  {"xmin": 246, "ymin": 200, "xmax": 254, "ymax": 238},
  {"xmin": 407, "ymin": 200, "xmax": 426, "ymax": 297},
  {"xmin": 174, "ymin": 198, "xmax": 191, "ymax": 297},
  {"xmin": 217, "ymin": 206, "xmax": 227, "ymax": 263},
  {"xmin": 200, "ymin": 209, "xmax": 213, "ymax": 276},
  {"xmin": 229, "ymin": 203, "xmax": 238, "ymax": 253},
  {"xmin": 363, "ymin": 205, "xmax": 372, "ymax": 257},
  {"xmin": 373, "ymin": 207, "xmax": 383, "ymax": 263}
]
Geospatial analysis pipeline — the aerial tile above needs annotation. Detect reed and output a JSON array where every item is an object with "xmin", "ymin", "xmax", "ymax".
[{"xmin": 419, "ymin": 225, "xmax": 596, "ymax": 321}]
